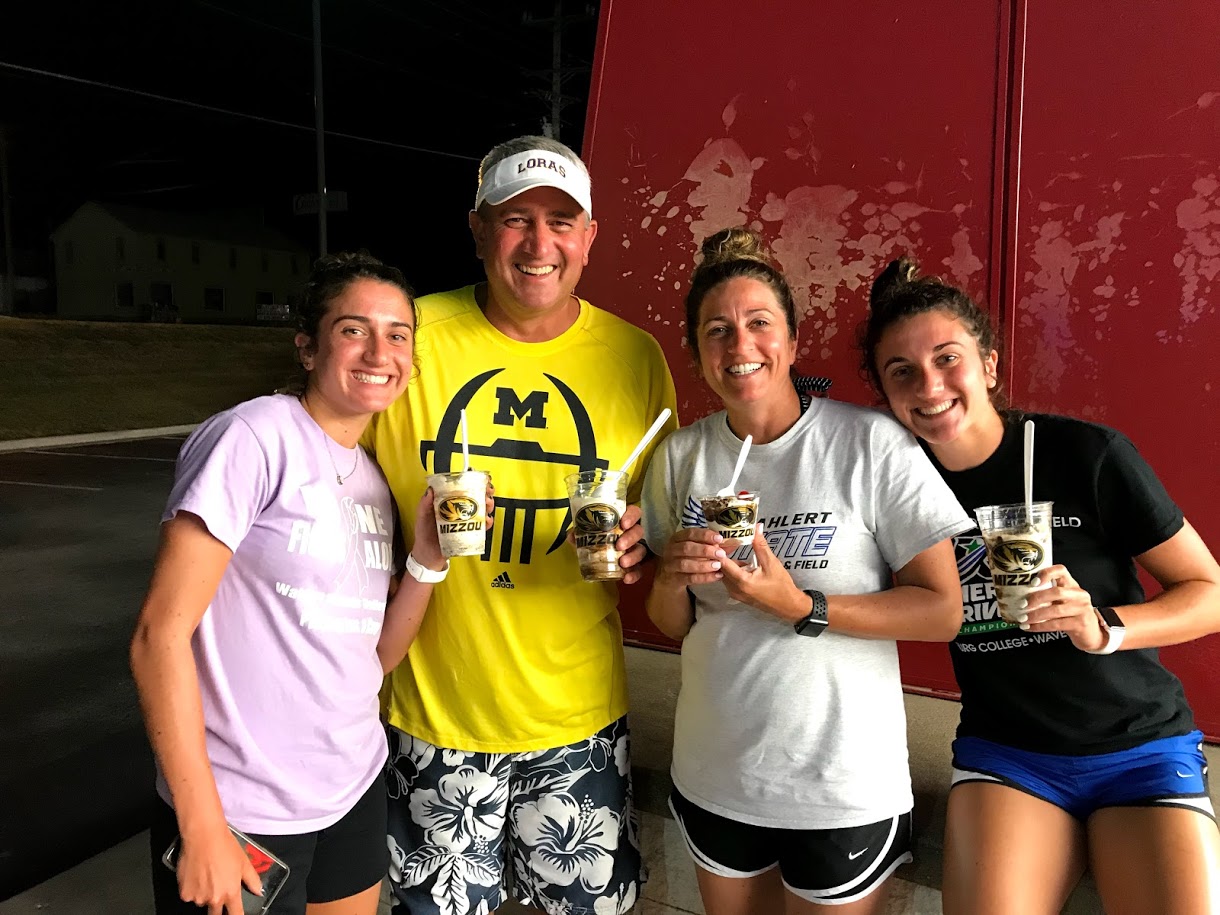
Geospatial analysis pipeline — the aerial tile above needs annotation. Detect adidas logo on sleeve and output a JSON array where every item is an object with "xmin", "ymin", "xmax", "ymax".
[{"xmin": 491, "ymin": 572, "xmax": 515, "ymax": 590}]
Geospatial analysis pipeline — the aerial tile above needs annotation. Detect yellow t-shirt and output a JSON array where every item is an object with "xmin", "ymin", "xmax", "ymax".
[{"xmin": 364, "ymin": 286, "xmax": 678, "ymax": 752}]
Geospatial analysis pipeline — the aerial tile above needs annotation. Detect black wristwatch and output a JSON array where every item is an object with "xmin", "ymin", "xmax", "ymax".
[{"xmin": 794, "ymin": 589, "xmax": 829, "ymax": 637}]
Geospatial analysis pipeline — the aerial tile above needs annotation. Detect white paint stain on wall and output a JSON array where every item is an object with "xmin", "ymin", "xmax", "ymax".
[
  {"xmin": 1170, "ymin": 175, "xmax": 1220, "ymax": 336},
  {"xmin": 1018, "ymin": 163, "xmax": 1218, "ymax": 402},
  {"xmin": 722, "ymin": 94, "xmax": 743, "ymax": 131},
  {"xmin": 1017, "ymin": 206, "xmax": 1127, "ymax": 396},
  {"xmin": 621, "ymin": 109, "xmax": 985, "ymax": 364},
  {"xmin": 681, "ymin": 138, "xmax": 755, "ymax": 245},
  {"xmin": 943, "ymin": 228, "xmax": 984, "ymax": 289}
]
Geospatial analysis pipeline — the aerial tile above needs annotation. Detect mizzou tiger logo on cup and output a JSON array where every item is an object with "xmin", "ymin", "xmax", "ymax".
[
  {"xmin": 575, "ymin": 503, "xmax": 620, "ymax": 533},
  {"xmin": 437, "ymin": 496, "xmax": 479, "ymax": 523},
  {"xmin": 713, "ymin": 504, "xmax": 757, "ymax": 528},
  {"xmin": 990, "ymin": 539, "xmax": 1045, "ymax": 573}
]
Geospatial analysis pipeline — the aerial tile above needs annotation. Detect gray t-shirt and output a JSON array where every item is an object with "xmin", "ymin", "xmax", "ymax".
[{"xmin": 641, "ymin": 398, "xmax": 971, "ymax": 829}]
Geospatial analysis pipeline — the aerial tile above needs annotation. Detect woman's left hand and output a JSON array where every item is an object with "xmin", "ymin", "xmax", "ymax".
[
  {"xmin": 1017, "ymin": 564, "xmax": 1106, "ymax": 651},
  {"xmin": 717, "ymin": 524, "xmax": 805, "ymax": 621}
]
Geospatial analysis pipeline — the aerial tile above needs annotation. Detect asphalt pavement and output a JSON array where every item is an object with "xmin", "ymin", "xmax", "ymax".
[{"xmin": 0, "ymin": 434, "xmax": 188, "ymax": 899}]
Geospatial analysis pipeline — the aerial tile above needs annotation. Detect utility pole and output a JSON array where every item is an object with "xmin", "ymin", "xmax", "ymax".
[
  {"xmin": 523, "ymin": 1, "xmax": 596, "ymax": 144},
  {"xmin": 549, "ymin": 0, "xmax": 562, "ymax": 137},
  {"xmin": 311, "ymin": 0, "xmax": 328, "ymax": 257},
  {"xmin": 0, "ymin": 126, "xmax": 14, "ymax": 316}
]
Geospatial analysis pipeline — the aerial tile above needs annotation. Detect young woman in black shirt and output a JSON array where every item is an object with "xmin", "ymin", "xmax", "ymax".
[{"xmin": 860, "ymin": 257, "xmax": 1220, "ymax": 915}]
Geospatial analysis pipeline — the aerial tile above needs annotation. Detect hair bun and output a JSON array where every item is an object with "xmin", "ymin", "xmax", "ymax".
[
  {"xmin": 869, "ymin": 255, "xmax": 921, "ymax": 310},
  {"xmin": 699, "ymin": 227, "xmax": 773, "ymax": 271}
]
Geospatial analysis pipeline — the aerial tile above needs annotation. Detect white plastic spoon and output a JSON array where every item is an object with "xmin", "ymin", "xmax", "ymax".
[
  {"xmin": 718, "ymin": 433, "xmax": 753, "ymax": 495},
  {"xmin": 1023, "ymin": 419, "xmax": 1035, "ymax": 517},
  {"xmin": 617, "ymin": 408, "xmax": 673, "ymax": 476}
]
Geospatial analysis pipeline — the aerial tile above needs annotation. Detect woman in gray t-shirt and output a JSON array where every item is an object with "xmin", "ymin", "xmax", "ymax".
[{"xmin": 640, "ymin": 227, "xmax": 971, "ymax": 915}]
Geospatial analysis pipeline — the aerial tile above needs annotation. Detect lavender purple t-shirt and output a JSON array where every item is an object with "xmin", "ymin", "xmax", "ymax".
[{"xmin": 157, "ymin": 394, "xmax": 395, "ymax": 834}]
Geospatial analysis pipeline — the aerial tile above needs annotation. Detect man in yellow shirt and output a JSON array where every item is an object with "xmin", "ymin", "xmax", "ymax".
[{"xmin": 364, "ymin": 135, "xmax": 677, "ymax": 915}]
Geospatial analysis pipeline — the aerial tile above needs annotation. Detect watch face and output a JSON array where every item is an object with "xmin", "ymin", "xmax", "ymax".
[
  {"xmin": 1096, "ymin": 606, "xmax": 1124, "ymax": 629},
  {"xmin": 795, "ymin": 616, "xmax": 828, "ymax": 637},
  {"xmin": 795, "ymin": 590, "xmax": 828, "ymax": 637}
]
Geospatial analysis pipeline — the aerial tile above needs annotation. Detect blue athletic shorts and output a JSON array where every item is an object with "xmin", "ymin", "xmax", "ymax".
[{"xmin": 951, "ymin": 730, "xmax": 1214, "ymax": 822}]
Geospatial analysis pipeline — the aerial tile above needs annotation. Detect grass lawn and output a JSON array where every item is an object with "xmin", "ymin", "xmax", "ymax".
[{"xmin": 0, "ymin": 317, "xmax": 299, "ymax": 440}]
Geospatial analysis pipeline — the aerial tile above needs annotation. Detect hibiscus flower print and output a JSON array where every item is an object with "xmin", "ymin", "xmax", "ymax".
[
  {"xmin": 441, "ymin": 747, "xmax": 475, "ymax": 766},
  {"xmin": 513, "ymin": 793, "xmax": 620, "ymax": 894},
  {"xmin": 593, "ymin": 881, "xmax": 638, "ymax": 915},
  {"xmin": 557, "ymin": 733, "xmax": 615, "ymax": 773},
  {"xmin": 398, "ymin": 843, "xmax": 499, "ymax": 915},
  {"xmin": 386, "ymin": 731, "xmax": 438, "ymax": 799},
  {"xmin": 612, "ymin": 733, "xmax": 629, "ymax": 777},
  {"xmin": 410, "ymin": 765, "xmax": 508, "ymax": 852}
]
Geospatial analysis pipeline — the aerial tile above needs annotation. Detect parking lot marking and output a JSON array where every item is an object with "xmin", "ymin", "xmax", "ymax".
[
  {"xmin": 0, "ymin": 480, "xmax": 104, "ymax": 492},
  {"xmin": 23, "ymin": 450, "xmax": 176, "ymax": 462}
]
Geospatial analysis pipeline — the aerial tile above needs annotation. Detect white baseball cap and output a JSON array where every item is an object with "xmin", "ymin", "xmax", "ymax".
[{"xmin": 474, "ymin": 149, "xmax": 593, "ymax": 217}]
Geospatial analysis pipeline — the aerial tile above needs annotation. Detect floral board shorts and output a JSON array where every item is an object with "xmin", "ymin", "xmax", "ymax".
[{"xmin": 384, "ymin": 715, "xmax": 644, "ymax": 915}]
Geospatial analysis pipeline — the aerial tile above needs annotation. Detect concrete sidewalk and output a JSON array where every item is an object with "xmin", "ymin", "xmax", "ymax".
[
  {"xmin": 2, "ymin": 648, "xmax": 947, "ymax": 914},
  {"xmin": 11, "ymin": 644, "xmax": 1199, "ymax": 914}
]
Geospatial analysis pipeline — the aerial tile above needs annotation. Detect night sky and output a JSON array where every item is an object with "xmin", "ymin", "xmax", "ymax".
[{"xmin": 0, "ymin": 0, "xmax": 599, "ymax": 300}]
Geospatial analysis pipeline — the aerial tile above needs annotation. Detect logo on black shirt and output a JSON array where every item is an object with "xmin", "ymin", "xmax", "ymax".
[{"xmin": 955, "ymin": 532, "xmax": 1010, "ymax": 635}]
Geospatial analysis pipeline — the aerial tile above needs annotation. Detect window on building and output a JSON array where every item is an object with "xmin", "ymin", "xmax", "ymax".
[
  {"xmin": 115, "ymin": 282, "xmax": 134, "ymax": 308},
  {"xmin": 192, "ymin": 243, "xmax": 200, "ymax": 265},
  {"xmin": 260, "ymin": 251, "xmax": 269, "ymax": 273},
  {"xmin": 204, "ymin": 287, "xmax": 225, "ymax": 311},
  {"xmin": 230, "ymin": 247, "xmax": 238, "ymax": 269},
  {"xmin": 156, "ymin": 238, "xmax": 167, "ymax": 261},
  {"xmin": 64, "ymin": 240, "xmax": 74, "ymax": 266},
  {"xmin": 255, "ymin": 290, "xmax": 282, "ymax": 322},
  {"xmin": 116, "ymin": 237, "xmax": 125, "ymax": 263}
]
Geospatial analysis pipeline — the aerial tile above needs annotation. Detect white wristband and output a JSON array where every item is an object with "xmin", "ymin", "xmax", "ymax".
[
  {"xmin": 1083, "ymin": 609, "xmax": 1125, "ymax": 655},
  {"xmin": 405, "ymin": 552, "xmax": 449, "ymax": 583}
]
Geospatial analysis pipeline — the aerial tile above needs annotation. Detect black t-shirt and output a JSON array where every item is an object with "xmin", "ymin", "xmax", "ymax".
[{"xmin": 927, "ymin": 412, "xmax": 1193, "ymax": 755}]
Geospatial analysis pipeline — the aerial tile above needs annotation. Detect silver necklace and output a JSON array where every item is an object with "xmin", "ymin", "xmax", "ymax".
[
  {"xmin": 323, "ymin": 434, "xmax": 359, "ymax": 486},
  {"xmin": 301, "ymin": 393, "xmax": 359, "ymax": 485}
]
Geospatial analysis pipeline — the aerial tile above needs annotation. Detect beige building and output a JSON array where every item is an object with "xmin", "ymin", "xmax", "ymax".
[{"xmin": 50, "ymin": 202, "xmax": 311, "ymax": 322}]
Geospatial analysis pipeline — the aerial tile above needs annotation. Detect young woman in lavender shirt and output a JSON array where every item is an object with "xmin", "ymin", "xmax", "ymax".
[{"xmin": 131, "ymin": 252, "xmax": 482, "ymax": 915}]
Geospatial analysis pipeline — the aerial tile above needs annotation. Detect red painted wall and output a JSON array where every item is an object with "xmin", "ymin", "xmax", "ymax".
[
  {"xmin": 1005, "ymin": 2, "xmax": 1220, "ymax": 737},
  {"xmin": 581, "ymin": 0, "xmax": 1220, "ymax": 738}
]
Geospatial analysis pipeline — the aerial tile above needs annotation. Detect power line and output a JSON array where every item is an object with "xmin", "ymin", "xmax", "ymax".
[
  {"xmin": 193, "ymin": 0, "xmax": 540, "ymax": 112},
  {"xmin": 0, "ymin": 60, "xmax": 479, "ymax": 161},
  {"xmin": 346, "ymin": 0, "xmax": 542, "ymax": 70},
  {"xmin": 356, "ymin": 0, "xmax": 503, "ymax": 38},
  {"xmin": 190, "ymin": 0, "xmax": 417, "ymax": 81}
]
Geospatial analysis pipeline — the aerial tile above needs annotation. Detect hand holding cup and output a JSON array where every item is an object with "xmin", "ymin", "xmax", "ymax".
[
  {"xmin": 717, "ymin": 523, "xmax": 805, "ymax": 620},
  {"xmin": 1008, "ymin": 563, "xmax": 1106, "ymax": 651},
  {"xmin": 428, "ymin": 469, "xmax": 491, "ymax": 558},
  {"xmin": 654, "ymin": 526, "xmax": 728, "ymax": 589}
]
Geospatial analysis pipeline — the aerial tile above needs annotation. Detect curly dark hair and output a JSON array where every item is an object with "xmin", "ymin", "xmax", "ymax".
[{"xmin": 859, "ymin": 256, "xmax": 1005, "ymax": 407}]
